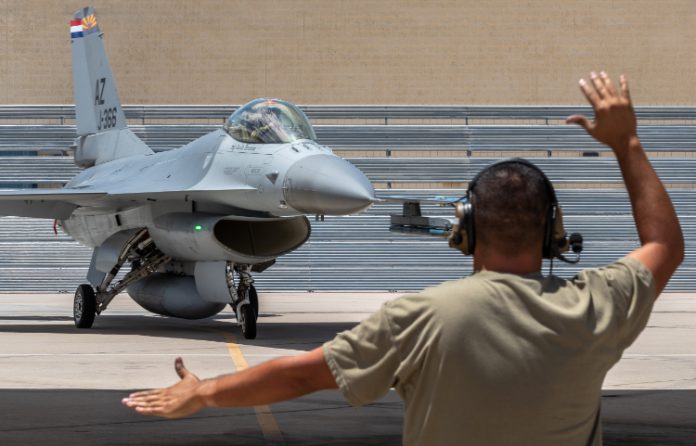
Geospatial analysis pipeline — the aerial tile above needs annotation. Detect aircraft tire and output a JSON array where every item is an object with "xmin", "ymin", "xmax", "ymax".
[
  {"xmin": 249, "ymin": 285, "xmax": 259, "ymax": 320},
  {"xmin": 74, "ymin": 284, "xmax": 96, "ymax": 329},
  {"xmin": 240, "ymin": 304, "xmax": 257, "ymax": 340}
]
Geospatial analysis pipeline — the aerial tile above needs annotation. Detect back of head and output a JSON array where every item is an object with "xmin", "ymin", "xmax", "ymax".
[{"xmin": 471, "ymin": 162, "xmax": 552, "ymax": 253}]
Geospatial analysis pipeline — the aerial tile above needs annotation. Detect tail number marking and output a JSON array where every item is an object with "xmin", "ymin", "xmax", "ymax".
[
  {"xmin": 94, "ymin": 77, "xmax": 117, "ymax": 130},
  {"xmin": 98, "ymin": 107, "xmax": 118, "ymax": 130}
]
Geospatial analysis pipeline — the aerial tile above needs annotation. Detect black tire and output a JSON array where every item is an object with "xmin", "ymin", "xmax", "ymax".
[
  {"xmin": 74, "ymin": 284, "xmax": 96, "ymax": 329},
  {"xmin": 240, "ymin": 304, "xmax": 257, "ymax": 340},
  {"xmin": 249, "ymin": 284, "xmax": 259, "ymax": 319},
  {"xmin": 233, "ymin": 285, "xmax": 259, "ymax": 320}
]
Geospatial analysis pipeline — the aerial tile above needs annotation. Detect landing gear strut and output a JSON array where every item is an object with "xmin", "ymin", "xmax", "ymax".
[
  {"xmin": 74, "ymin": 229, "xmax": 170, "ymax": 328},
  {"xmin": 227, "ymin": 263, "xmax": 259, "ymax": 339}
]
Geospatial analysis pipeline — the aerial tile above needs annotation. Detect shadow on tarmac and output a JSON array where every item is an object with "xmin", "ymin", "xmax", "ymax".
[
  {"xmin": 0, "ymin": 388, "xmax": 403, "ymax": 445},
  {"xmin": 601, "ymin": 390, "xmax": 696, "ymax": 445},
  {"xmin": 0, "ymin": 314, "xmax": 357, "ymax": 349},
  {"xmin": 0, "ymin": 389, "xmax": 694, "ymax": 444}
]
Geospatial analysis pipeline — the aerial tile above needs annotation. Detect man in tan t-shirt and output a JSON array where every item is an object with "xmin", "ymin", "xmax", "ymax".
[{"xmin": 123, "ymin": 73, "xmax": 684, "ymax": 445}]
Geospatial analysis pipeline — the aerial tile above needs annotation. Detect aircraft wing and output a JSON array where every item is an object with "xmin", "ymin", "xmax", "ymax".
[
  {"xmin": 0, "ymin": 187, "xmax": 257, "ymax": 220},
  {"xmin": 0, "ymin": 189, "xmax": 107, "ymax": 219}
]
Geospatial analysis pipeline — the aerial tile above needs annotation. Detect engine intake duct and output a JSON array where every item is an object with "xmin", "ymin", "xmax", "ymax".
[
  {"xmin": 213, "ymin": 218, "xmax": 309, "ymax": 257},
  {"xmin": 149, "ymin": 213, "xmax": 311, "ymax": 263}
]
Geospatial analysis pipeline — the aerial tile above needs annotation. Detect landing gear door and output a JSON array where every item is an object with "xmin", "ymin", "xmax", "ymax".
[
  {"xmin": 86, "ymin": 228, "xmax": 142, "ymax": 287},
  {"xmin": 194, "ymin": 261, "xmax": 233, "ymax": 304}
]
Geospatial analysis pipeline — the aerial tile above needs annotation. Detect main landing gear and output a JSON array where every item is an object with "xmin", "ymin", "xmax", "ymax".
[
  {"xmin": 227, "ymin": 263, "xmax": 259, "ymax": 339},
  {"xmin": 73, "ymin": 229, "xmax": 170, "ymax": 329},
  {"xmin": 73, "ymin": 284, "xmax": 96, "ymax": 328}
]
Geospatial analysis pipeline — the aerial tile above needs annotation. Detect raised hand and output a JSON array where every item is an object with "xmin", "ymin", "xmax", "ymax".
[
  {"xmin": 566, "ymin": 71, "xmax": 638, "ymax": 152},
  {"xmin": 122, "ymin": 357, "xmax": 206, "ymax": 419}
]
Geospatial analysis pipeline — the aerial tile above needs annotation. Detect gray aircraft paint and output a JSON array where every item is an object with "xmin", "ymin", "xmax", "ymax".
[
  {"xmin": 70, "ymin": 6, "xmax": 151, "ymax": 167},
  {"xmin": 0, "ymin": 7, "xmax": 374, "ymax": 336}
]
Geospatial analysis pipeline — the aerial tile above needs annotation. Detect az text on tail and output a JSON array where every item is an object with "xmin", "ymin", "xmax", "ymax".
[{"xmin": 70, "ymin": 6, "xmax": 153, "ymax": 167}]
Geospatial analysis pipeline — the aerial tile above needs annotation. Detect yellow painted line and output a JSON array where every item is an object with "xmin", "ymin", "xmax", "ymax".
[{"xmin": 224, "ymin": 333, "xmax": 286, "ymax": 445}]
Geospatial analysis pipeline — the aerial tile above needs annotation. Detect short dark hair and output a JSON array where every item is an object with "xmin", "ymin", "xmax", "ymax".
[{"xmin": 471, "ymin": 162, "xmax": 552, "ymax": 252}]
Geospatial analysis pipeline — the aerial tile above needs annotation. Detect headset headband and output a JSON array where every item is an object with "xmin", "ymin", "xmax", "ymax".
[
  {"xmin": 449, "ymin": 157, "xmax": 569, "ymax": 259},
  {"xmin": 467, "ymin": 158, "xmax": 558, "ymax": 206}
]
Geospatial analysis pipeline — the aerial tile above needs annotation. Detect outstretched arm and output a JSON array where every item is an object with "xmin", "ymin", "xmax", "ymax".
[
  {"xmin": 122, "ymin": 347, "xmax": 337, "ymax": 418},
  {"xmin": 567, "ymin": 71, "xmax": 684, "ymax": 294}
]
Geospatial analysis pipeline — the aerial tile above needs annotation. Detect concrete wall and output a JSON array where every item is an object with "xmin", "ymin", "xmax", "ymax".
[{"xmin": 1, "ymin": 0, "xmax": 695, "ymax": 105}]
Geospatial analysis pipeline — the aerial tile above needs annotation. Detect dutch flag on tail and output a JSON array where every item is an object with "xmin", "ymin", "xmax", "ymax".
[
  {"xmin": 70, "ymin": 14, "xmax": 99, "ymax": 39},
  {"xmin": 70, "ymin": 19, "xmax": 83, "ymax": 38}
]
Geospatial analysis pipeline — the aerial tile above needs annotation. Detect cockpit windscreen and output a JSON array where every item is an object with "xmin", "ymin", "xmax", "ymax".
[{"xmin": 224, "ymin": 98, "xmax": 317, "ymax": 144}]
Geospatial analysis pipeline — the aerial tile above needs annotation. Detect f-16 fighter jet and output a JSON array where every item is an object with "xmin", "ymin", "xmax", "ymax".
[{"xmin": 0, "ymin": 7, "xmax": 374, "ymax": 339}]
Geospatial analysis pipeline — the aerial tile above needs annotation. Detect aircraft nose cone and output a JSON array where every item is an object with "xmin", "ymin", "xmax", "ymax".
[{"xmin": 284, "ymin": 154, "xmax": 375, "ymax": 215}]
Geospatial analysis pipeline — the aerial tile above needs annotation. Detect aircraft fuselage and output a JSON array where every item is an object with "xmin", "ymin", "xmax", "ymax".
[{"xmin": 61, "ymin": 130, "xmax": 373, "ymax": 262}]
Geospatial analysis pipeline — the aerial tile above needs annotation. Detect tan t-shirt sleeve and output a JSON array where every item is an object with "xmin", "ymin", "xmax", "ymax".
[
  {"xmin": 323, "ymin": 303, "xmax": 401, "ymax": 406},
  {"xmin": 592, "ymin": 256, "xmax": 657, "ymax": 350}
]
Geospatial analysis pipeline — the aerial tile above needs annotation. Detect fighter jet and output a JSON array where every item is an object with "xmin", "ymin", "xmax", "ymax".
[{"xmin": 0, "ymin": 7, "xmax": 374, "ymax": 339}]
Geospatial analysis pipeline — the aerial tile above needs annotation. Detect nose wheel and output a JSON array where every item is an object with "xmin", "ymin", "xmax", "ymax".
[
  {"xmin": 73, "ymin": 284, "xmax": 96, "ymax": 328},
  {"xmin": 236, "ymin": 284, "xmax": 258, "ymax": 339},
  {"xmin": 238, "ymin": 302, "xmax": 256, "ymax": 340},
  {"xmin": 227, "ymin": 263, "xmax": 261, "ymax": 339}
]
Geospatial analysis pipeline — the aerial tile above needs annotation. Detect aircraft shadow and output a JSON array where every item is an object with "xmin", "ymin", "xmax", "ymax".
[{"xmin": 0, "ymin": 314, "xmax": 357, "ymax": 349}]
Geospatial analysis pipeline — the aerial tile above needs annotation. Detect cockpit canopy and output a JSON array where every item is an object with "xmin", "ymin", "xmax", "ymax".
[{"xmin": 224, "ymin": 98, "xmax": 317, "ymax": 144}]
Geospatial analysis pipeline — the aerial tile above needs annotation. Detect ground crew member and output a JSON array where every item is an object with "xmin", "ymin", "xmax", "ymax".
[{"xmin": 123, "ymin": 72, "xmax": 684, "ymax": 445}]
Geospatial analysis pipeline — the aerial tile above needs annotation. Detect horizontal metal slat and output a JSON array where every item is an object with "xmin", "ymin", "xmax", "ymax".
[{"xmin": 2, "ymin": 105, "xmax": 696, "ymax": 121}]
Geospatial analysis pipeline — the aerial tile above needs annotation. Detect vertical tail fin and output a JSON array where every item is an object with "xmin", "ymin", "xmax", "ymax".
[
  {"xmin": 71, "ymin": 6, "xmax": 126, "ymax": 135},
  {"xmin": 70, "ymin": 6, "xmax": 153, "ymax": 167}
]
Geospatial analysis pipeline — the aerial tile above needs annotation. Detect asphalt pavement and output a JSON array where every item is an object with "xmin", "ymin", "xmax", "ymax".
[{"xmin": 0, "ymin": 292, "xmax": 694, "ymax": 445}]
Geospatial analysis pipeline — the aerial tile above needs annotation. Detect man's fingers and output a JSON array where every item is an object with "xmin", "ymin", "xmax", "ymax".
[
  {"xmin": 123, "ymin": 394, "xmax": 169, "ymax": 411},
  {"xmin": 600, "ymin": 71, "xmax": 618, "ymax": 96},
  {"xmin": 136, "ymin": 393, "xmax": 167, "ymax": 404},
  {"xmin": 124, "ymin": 391, "xmax": 166, "ymax": 406},
  {"xmin": 566, "ymin": 115, "xmax": 593, "ymax": 133},
  {"xmin": 578, "ymin": 79, "xmax": 599, "ymax": 107},
  {"xmin": 128, "ymin": 389, "xmax": 160, "ymax": 399},
  {"xmin": 135, "ymin": 405, "xmax": 165, "ymax": 416},
  {"xmin": 590, "ymin": 72, "xmax": 607, "ymax": 99},
  {"xmin": 619, "ymin": 74, "xmax": 632, "ymax": 102}
]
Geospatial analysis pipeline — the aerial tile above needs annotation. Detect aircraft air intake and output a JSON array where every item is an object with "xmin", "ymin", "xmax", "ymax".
[{"xmin": 148, "ymin": 213, "xmax": 311, "ymax": 264}]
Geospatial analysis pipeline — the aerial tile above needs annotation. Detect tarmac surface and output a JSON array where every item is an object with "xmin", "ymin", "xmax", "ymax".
[{"xmin": 0, "ymin": 292, "xmax": 695, "ymax": 445}]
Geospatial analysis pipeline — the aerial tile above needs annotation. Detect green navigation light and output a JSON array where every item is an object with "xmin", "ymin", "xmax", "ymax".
[{"xmin": 194, "ymin": 224, "xmax": 203, "ymax": 231}]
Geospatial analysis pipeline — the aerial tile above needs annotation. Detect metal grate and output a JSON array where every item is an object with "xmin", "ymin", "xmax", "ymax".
[{"xmin": 0, "ymin": 104, "xmax": 694, "ymax": 292}]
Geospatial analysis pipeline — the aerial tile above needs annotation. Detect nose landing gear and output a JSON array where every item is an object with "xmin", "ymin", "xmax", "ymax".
[
  {"xmin": 237, "ymin": 287, "xmax": 258, "ymax": 340},
  {"xmin": 227, "ymin": 263, "xmax": 259, "ymax": 339}
]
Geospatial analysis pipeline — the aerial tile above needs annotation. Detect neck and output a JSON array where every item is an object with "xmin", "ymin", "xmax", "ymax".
[{"xmin": 473, "ymin": 245, "xmax": 542, "ymax": 275}]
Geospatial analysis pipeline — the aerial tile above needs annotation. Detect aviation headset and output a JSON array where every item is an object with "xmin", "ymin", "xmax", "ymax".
[{"xmin": 448, "ymin": 158, "xmax": 570, "ymax": 259}]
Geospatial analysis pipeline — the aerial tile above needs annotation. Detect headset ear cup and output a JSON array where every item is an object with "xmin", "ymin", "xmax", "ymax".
[
  {"xmin": 448, "ymin": 202, "xmax": 474, "ymax": 255},
  {"xmin": 553, "ymin": 206, "xmax": 569, "ymax": 254},
  {"xmin": 448, "ymin": 222, "xmax": 465, "ymax": 251},
  {"xmin": 463, "ymin": 202, "xmax": 475, "ymax": 255},
  {"xmin": 448, "ymin": 203, "xmax": 466, "ymax": 253}
]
